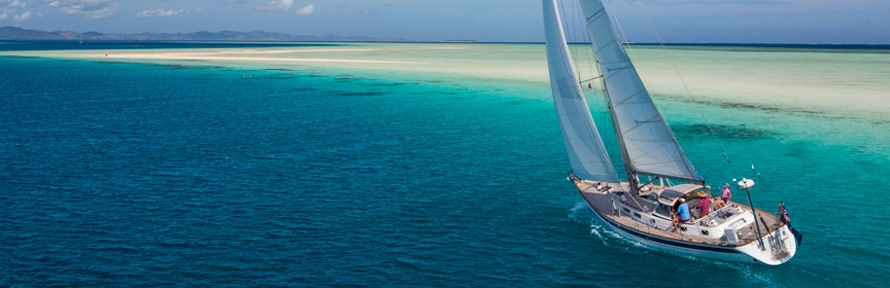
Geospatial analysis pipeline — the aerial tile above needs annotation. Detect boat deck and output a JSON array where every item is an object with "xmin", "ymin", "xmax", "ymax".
[{"xmin": 576, "ymin": 180, "xmax": 783, "ymax": 247}]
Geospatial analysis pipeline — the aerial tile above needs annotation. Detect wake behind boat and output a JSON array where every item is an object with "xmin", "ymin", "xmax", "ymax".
[{"xmin": 543, "ymin": 0, "xmax": 799, "ymax": 265}]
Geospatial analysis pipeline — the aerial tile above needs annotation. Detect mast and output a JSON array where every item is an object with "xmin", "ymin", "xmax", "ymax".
[
  {"xmin": 542, "ymin": 0, "xmax": 620, "ymax": 183},
  {"xmin": 601, "ymin": 73, "xmax": 639, "ymax": 191},
  {"xmin": 579, "ymin": 0, "xmax": 703, "ymax": 186}
]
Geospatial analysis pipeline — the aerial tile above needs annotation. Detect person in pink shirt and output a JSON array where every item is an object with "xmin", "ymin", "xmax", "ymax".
[
  {"xmin": 722, "ymin": 183, "xmax": 732, "ymax": 203},
  {"xmin": 700, "ymin": 194, "xmax": 711, "ymax": 216}
]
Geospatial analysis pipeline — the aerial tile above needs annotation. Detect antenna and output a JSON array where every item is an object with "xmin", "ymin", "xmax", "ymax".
[{"xmin": 741, "ymin": 164, "xmax": 766, "ymax": 250}]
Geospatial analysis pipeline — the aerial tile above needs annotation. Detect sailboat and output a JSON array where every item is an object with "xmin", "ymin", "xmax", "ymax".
[{"xmin": 543, "ymin": 0, "xmax": 797, "ymax": 265}]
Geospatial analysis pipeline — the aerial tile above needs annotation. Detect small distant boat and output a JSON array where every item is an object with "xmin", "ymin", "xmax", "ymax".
[{"xmin": 542, "ymin": 0, "xmax": 798, "ymax": 265}]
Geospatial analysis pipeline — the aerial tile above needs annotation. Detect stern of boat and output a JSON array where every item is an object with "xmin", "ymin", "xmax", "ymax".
[{"xmin": 736, "ymin": 225, "xmax": 797, "ymax": 265}]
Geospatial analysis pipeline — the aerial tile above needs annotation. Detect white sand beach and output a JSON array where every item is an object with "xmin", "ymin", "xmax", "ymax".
[{"xmin": 3, "ymin": 43, "xmax": 888, "ymax": 121}]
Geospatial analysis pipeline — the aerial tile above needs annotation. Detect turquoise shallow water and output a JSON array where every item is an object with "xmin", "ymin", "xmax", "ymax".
[{"xmin": 1, "ymin": 46, "xmax": 889, "ymax": 287}]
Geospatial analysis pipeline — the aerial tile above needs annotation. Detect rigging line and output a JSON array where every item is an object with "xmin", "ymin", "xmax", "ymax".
[
  {"xmin": 636, "ymin": 3, "xmax": 739, "ymax": 176},
  {"xmin": 558, "ymin": 0, "xmax": 580, "ymax": 80},
  {"xmin": 602, "ymin": 0, "xmax": 642, "ymax": 167},
  {"xmin": 573, "ymin": 2, "xmax": 586, "ymax": 82},
  {"xmin": 577, "ymin": 2, "xmax": 591, "ymax": 82},
  {"xmin": 575, "ymin": 0, "xmax": 598, "ymax": 86},
  {"xmin": 605, "ymin": 0, "xmax": 640, "ymax": 67},
  {"xmin": 579, "ymin": 75, "xmax": 604, "ymax": 83},
  {"xmin": 575, "ymin": 2, "xmax": 618, "ymax": 175},
  {"xmin": 571, "ymin": 0, "xmax": 584, "ymax": 80},
  {"xmin": 572, "ymin": 0, "xmax": 607, "ymax": 156},
  {"xmin": 592, "ymin": 42, "xmax": 619, "ymax": 175},
  {"xmin": 593, "ymin": 45, "xmax": 618, "ymax": 171}
]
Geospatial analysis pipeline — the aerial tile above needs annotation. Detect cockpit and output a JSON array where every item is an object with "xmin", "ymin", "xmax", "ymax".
[{"xmin": 647, "ymin": 184, "xmax": 715, "ymax": 221}]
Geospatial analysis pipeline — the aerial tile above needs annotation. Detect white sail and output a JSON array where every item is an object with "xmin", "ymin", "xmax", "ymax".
[
  {"xmin": 579, "ymin": 0, "xmax": 700, "ymax": 181},
  {"xmin": 543, "ymin": 0, "xmax": 619, "ymax": 182}
]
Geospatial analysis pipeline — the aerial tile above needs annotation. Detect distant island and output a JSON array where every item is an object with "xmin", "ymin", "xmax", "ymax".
[{"xmin": 0, "ymin": 26, "xmax": 404, "ymax": 42}]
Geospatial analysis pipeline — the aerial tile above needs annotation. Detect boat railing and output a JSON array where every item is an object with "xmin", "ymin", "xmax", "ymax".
[{"xmin": 688, "ymin": 203, "xmax": 738, "ymax": 226}]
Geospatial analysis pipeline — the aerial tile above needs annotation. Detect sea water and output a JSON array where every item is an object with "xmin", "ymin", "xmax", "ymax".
[{"xmin": 1, "ymin": 42, "xmax": 889, "ymax": 287}]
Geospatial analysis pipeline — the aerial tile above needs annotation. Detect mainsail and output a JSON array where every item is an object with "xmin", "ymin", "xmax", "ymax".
[
  {"xmin": 543, "ymin": 0, "xmax": 619, "ymax": 182},
  {"xmin": 579, "ymin": 0, "xmax": 700, "ymax": 182}
]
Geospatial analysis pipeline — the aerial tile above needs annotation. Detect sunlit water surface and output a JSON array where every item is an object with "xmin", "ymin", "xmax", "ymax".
[{"xmin": 2, "ymin": 42, "xmax": 889, "ymax": 287}]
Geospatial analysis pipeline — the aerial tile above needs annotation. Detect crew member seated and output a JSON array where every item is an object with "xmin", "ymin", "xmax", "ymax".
[
  {"xmin": 714, "ymin": 197, "xmax": 726, "ymax": 208},
  {"xmin": 699, "ymin": 194, "xmax": 711, "ymax": 217},
  {"xmin": 672, "ymin": 198, "xmax": 691, "ymax": 234}
]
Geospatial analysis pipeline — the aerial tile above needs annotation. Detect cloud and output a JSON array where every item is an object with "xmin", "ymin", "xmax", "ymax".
[
  {"xmin": 0, "ymin": 0, "xmax": 26, "ymax": 20},
  {"xmin": 256, "ymin": 0, "xmax": 294, "ymax": 10},
  {"xmin": 295, "ymin": 4, "xmax": 314, "ymax": 15},
  {"xmin": 2, "ymin": 0, "xmax": 26, "ymax": 8},
  {"xmin": 12, "ymin": 9, "xmax": 29, "ymax": 21},
  {"xmin": 46, "ymin": 0, "xmax": 119, "ymax": 19},
  {"xmin": 135, "ymin": 8, "xmax": 187, "ymax": 17}
]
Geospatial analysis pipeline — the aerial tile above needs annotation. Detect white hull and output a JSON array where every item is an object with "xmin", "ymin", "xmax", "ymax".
[{"xmin": 585, "ymin": 201, "xmax": 797, "ymax": 265}]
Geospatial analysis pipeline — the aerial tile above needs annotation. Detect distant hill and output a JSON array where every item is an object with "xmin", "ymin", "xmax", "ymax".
[{"xmin": 0, "ymin": 26, "xmax": 404, "ymax": 42}]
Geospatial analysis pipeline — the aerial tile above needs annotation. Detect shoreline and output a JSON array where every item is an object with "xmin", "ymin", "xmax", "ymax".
[{"xmin": 2, "ymin": 43, "xmax": 888, "ymax": 123}]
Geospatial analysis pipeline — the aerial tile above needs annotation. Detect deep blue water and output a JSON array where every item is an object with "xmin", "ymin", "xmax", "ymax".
[
  {"xmin": 2, "ymin": 53, "xmax": 888, "ymax": 287},
  {"xmin": 0, "ymin": 40, "xmax": 340, "ymax": 51}
]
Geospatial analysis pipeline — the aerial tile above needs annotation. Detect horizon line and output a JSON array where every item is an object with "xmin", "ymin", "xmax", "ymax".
[
  {"xmin": 3, "ymin": 26, "xmax": 889, "ymax": 46},
  {"xmin": 3, "ymin": 39, "xmax": 890, "ymax": 47}
]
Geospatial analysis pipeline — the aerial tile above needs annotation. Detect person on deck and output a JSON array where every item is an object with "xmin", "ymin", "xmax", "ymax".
[
  {"xmin": 722, "ymin": 183, "xmax": 732, "ymax": 203},
  {"xmin": 700, "ymin": 194, "xmax": 711, "ymax": 216},
  {"xmin": 714, "ymin": 197, "xmax": 725, "ymax": 208},
  {"xmin": 672, "ymin": 198, "xmax": 691, "ymax": 234}
]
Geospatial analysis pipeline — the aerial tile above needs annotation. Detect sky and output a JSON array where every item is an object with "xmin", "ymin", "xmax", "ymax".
[{"xmin": 0, "ymin": 0, "xmax": 888, "ymax": 44}]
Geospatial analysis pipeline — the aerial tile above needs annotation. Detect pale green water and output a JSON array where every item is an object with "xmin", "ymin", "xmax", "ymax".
[{"xmin": 5, "ymin": 42, "xmax": 889, "ymax": 122}]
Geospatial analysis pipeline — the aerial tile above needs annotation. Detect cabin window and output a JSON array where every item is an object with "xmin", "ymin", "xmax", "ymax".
[
  {"xmin": 655, "ymin": 203, "xmax": 671, "ymax": 217},
  {"xmin": 633, "ymin": 212, "xmax": 641, "ymax": 219},
  {"xmin": 622, "ymin": 207, "xmax": 631, "ymax": 214},
  {"xmin": 701, "ymin": 230, "xmax": 709, "ymax": 236}
]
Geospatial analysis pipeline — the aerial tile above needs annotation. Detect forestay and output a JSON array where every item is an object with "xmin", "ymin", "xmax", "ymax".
[
  {"xmin": 579, "ymin": 0, "xmax": 700, "ymax": 182},
  {"xmin": 543, "ymin": 0, "xmax": 619, "ymax": 182}
]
